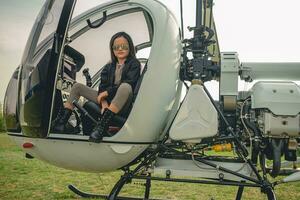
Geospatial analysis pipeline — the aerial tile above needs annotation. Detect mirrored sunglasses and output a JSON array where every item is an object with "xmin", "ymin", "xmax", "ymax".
[{"xmin": 112, "ymin": 44, "xmax": 129, "ymax": 51}]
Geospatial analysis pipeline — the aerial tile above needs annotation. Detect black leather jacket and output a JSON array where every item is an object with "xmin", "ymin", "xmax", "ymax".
[{"xmin": 98, "ymin": 57, "xmax": 141, "ymax": 101}]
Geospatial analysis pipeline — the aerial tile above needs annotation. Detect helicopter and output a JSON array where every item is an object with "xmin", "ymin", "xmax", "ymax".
[{"xmin": 3, "ymin": 0, "xmax": 300, "ymax": 199}]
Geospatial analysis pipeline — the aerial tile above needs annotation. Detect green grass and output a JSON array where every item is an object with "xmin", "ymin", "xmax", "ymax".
[
  {"xmin": 1, "ymin": 133, "xmax": 300, "ymax": 200},
  {"xmin": 0, "ymin": 112, "xmax": 6, "ymax": 132}
]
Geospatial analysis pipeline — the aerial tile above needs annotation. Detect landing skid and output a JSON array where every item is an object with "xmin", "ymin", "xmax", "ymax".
[
  {"xmin": 68, "ymin": 184, "xmax": 106, "ymax": 199},
  {"xmin": 69, "ymin": 174, "xmax": 276, "ymax": 200},
  {"xmin": 69, "ymin": 184, "xmax": 160, "ymax": 200},
  {"xmin": 69, "ymin": 144, "xmax": 277, "ymax": 200}
]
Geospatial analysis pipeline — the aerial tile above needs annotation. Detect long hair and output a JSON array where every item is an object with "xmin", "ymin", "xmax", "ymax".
[{"xmin": 109, "ymin": 32, "xmax": 136, "ymax": 63}]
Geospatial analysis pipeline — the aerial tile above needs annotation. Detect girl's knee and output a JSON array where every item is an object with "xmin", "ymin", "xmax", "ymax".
[
  {"xmin": 72, "ymin": 83, "xmax": 84, "ymax": 91},
  {"xmin": 119, "ymin": 83, "xmax": 132, "ymax": 93}
]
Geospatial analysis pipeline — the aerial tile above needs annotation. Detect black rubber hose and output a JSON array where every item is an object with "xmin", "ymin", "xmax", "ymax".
[
  {"xmin": 270, "ymin": 138, "xmax": 284, "ymax": 177},
  {"xmin": 241, "ymin": 101, "xmax": 261, "ymax": 165},
  {"xmin": 251, "ymin": 140, "xmax": 260, "ymax": 165},
  {"xmin": 242, "ymin": 103, "xmax": 262, "ymax": 137}
]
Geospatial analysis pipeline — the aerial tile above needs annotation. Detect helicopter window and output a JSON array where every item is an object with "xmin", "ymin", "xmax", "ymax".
[
  {"xmin": 3, "ymin": 68, "xmax": 21, "ymax": 133},
  {"xmin": 34, "ymin": 1, "xmax": 66, "ymax": 56},
  {"xmin": 136, "ymin": 46, "xmax": 151, "ymax": 61},
  {"xmin": 71, "ymin": 1, "xmax": 129, "ymax": 20}
]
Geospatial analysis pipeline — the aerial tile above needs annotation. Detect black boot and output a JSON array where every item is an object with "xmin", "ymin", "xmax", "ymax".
[
  {"xmin": 89, "ymin": 108, "xmax": 115, "ymax": 143},
  {"xmin": 51, "ymin": 107, "xmax": 72, "ymax": 133}
]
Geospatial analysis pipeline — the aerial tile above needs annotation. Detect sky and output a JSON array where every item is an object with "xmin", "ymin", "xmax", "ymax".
[{"xmin": 0, "ymin": 0, "xmax": 300, "ymax": 102}]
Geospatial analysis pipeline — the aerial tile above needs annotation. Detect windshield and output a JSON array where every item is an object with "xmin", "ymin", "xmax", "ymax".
[
  {"xmin": 19, "ymin": 0, "xmax": 72, "ymax": 137},
  {"xmin": 34, "ymin": 1, "xmax": 66, "ymax": 57}
]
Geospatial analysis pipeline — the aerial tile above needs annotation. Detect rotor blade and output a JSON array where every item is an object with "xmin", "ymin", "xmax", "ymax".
[{"xmin": 240, "ymin": 62, "xmax": 300, "ymax": 81}]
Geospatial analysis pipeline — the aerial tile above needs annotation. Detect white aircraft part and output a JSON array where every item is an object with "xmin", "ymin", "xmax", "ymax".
[
  {"xmin": 11, "ymin": 134, "xmax": 146, "ymax": 172},
  {"xmin": 281, "ymin": 157, "xmax": 300, "ymax": 168},
  {"xmin": 240, "ymin": 62, "xmax": 300, "ymax": 82},
  {"xmin": 251, "ymin": 81, "xmax": 300, "ymax": 116},
  {"xmin": 9, "ymin": 0, "xmax": 182, "ymax": 172},
  {"xmin": 262, "ymin": 113, "xmax": 299, "ymax": 137},
  {"xmin": 283, "ymin": 171, "xmax": 300, "ymax": 183},
  {"xmin": 169, "ymin": 84, "xmax": 218, "ymax": 143},
  {"xmin": 220, "ymin": 52, "xmax": 239, "ymax": 96},
  {"xmin": 153, "ymin": 158, "xmax": 255, "ymax": 182}
]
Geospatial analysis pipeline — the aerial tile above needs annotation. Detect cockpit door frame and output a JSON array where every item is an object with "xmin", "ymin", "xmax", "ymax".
[
  {"xmin": 19, "ymin": 0, "xmax": 77, "ymax": 138},
  {"xmin": 44, "ymin": 0, "xmax": 77, "ymax": 137}
]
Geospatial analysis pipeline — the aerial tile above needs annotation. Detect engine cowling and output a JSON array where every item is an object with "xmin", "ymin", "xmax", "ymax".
[{"xmin": 251, "ymin": 81, "xmax": 300, "ymax": 138}]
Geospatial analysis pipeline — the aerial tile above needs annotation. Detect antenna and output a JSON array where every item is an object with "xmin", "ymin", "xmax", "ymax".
[
  {"xmin": 203, "ymin": 0, "xmax": 207, "ymax": 29},
  {"xmin": 180, "ymin": 0, "xmax": 184, "ymax": 39},
  {"xmin": 208, "ymin": 0, "xmax": 213, "ymax": 29}
]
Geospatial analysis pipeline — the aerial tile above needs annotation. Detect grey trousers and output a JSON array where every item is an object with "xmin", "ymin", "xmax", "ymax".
[{"xmin": 67, "ymin": 82, "xmax": 133, "ymax": 114}]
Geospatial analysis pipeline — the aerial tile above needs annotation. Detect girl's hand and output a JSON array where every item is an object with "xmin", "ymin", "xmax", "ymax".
[
  {"xmin": 101, "ymin": 100, "xmax": 109, "ymax": 114},
  {"xmin": 97, "ymin": 91, "xmax": 108, "ymax": 104}
]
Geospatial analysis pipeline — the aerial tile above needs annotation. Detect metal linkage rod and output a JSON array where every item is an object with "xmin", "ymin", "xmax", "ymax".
[
  {"xmin": 202, "ymin": 85, "xmax": 249, "ymax": 158},
  {"xmin": 72, "ymin": 100, "xmax": 97, "ymax": 124},
  {"xmin": 201, "ymin": 84, "xmax": 264, "ymax": 182},
  {"xmin": 108, "ymin": 148, "xmax": 160, "ymax": 199},
  {"xmin": 133, "ymin": 175, "xmax": 261, "ymax": 188}
]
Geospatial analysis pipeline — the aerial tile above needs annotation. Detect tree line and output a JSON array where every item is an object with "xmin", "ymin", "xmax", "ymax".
[{"xmin": 0, "ymin": 102, "xmax": 6, "ymax": 132}]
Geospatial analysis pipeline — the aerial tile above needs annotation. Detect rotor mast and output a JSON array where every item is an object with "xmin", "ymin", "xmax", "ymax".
[
  {"xmin": 180, "ymin": 0, "xmax": 218, "ymax": 83},
  {"xmin": 195, "ymin": 0, "xmax": 202, "ymax": 35}
]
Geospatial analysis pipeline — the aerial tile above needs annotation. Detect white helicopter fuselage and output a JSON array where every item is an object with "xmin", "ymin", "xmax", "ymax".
[{"xmin": 8, "ymin": 0, "xmax": 182, "ymax": 172}]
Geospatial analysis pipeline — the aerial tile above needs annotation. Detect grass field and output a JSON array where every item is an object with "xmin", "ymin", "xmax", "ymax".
[{"xmin": 1, "ymin": 132, "xmax": 300, "ymax": 200}]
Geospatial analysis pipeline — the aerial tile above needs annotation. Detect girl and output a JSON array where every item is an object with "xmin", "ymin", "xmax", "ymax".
[{"xmin": 51, "ymin": 32, "xmax": 141, "ymax": 143}]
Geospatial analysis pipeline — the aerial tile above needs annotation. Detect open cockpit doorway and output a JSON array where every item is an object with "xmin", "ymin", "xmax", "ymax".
[{"xmin": 50, "ymin": 1, "xmax": 154, "ymax": 140}]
